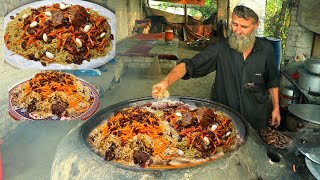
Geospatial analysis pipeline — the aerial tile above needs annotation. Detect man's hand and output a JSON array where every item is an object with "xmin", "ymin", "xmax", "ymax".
[
  {"xmin": 270, "ymin": 108, "xmax": 281, "ymax": 128},
  {"xmin": 151, "ymin": 62, "xmax": 187, "ymax": 99},
  {"xmin": 152, "ymin": 80, "xmax": 169, "ymax": 99}
]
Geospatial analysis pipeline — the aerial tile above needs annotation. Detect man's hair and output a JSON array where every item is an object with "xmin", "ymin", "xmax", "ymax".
[{"xmin": 233, "ymin": 6, "xmax": 259, "ymax": 24}]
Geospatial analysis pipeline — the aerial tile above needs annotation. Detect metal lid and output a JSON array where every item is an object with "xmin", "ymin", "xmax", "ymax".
[
  {"xmin": 297, "ymin": 144, "xmax": 320, "ymax": 164},
  {"xmin": 305, "ymin": 156, "xmax": 320, "ymax": 179},
  {"xmin": 288, "ymin": 104, "xmax": 320, "ymax": 125}
]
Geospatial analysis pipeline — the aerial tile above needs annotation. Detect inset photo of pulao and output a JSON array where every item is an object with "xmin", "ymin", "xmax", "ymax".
[{"xmin": 4, "ymin": 0, "xmax": 115, "ymax": 69}]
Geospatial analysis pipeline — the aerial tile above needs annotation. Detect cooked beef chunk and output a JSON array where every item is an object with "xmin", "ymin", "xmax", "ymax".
[
  {"xmin": 181, "ymin": 111, "xmax": 193, "ymax": 126},
  {"xmin": 104, "ymin": 143, "xmax": 116, "ymax": 161},
  {"xmin": 133, "ymin": 150, "xmax": 150, "ymax": 167},
  {"xmin": 27, "ymin": 101, "xmax": 36, "ymax": 112},
  {"xmin": 51, "ymin": 104, "xmax": 66, "ymax": 117},
  {"xmin": 28, "ymin": 54, "xmax": 35, "ymax": 60},
  {"xmin": 67, "ymin": 5, "xmax": 89, "ymax": 28},
  {"xmin": 45, "ymin": 19, "xmax": 52, "ymax": 26},
  {"xmin": 196, "ymin": 107, "xmax": 216, "ymax": 128},
  {"xmin": 193, "ymin": 136, "xmax": 205, "ymax": 151},
  {"xmin": 24, "ymin": 19, "xmax": 31, "ymax": 26},
  {"xmin": 51, "ymin": 10, "xmax": 64, "ymax": 27},
  {"xmin": 21, "ymin": 41, "xmax": 27, "ymax": 49}
]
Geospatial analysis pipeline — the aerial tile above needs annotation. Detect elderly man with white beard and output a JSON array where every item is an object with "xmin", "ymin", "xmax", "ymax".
[{"xmin": 152, "ymin": 0, "xmax": 280, "ymax": 131}]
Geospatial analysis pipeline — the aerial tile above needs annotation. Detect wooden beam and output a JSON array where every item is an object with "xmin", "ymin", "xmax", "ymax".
[
  {"xmin": 184, "ymin": 4, "xmax": 188, "ymax": 24},
  {"xmin": 217, "ymin": 0, "xmax": 228, "ymax": 22},
  {"xmin": 312, "ymin": 33, "xmax": 320, "ymax": 58}
]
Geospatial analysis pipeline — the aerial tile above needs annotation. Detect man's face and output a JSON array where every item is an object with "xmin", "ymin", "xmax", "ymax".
[{"xmin": 228, "ymin": 14, "xmax": 259, "ymax": 52}]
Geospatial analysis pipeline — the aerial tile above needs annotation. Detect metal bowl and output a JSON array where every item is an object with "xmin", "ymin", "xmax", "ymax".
[
  {"xmin": 80, "ymin": 96, "xmax": 247, "ymax": 171},
  {"xmin": 305, "ymin": 59, "xmax": 320, "ymax": 75}
]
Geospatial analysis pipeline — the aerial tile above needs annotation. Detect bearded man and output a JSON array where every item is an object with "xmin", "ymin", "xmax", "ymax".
[{"xmin": 152, "ymin": 0, "xmax": 281, "ymax": 131}]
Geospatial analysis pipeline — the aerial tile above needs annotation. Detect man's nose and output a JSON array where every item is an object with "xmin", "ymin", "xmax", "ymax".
[{"xmin": 234, "ymin": 27, "xmax": 243, "ymax": 35}]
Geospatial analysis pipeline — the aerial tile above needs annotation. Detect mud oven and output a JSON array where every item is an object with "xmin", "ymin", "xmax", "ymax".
[{"xmin": 50, "ymin": 97, "xmax": 317, "ymax": 180}]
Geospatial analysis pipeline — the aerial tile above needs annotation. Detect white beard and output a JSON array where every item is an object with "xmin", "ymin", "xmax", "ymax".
[{"xmin": 228, "ymin": 30, "xmax": 256, "ymax": 52}]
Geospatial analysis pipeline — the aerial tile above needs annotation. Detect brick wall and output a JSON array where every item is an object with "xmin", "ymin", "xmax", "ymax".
[
  {"xmin": 284, "ymin": 7, "xmax": 313, "ymax": 60},
  {"xmin": 109, "ymin": 0, "xmax": 145, "ymax": 42},
  {"xmin": 229, "ymin": 0, "xmax": 266, "ymax": 37}
]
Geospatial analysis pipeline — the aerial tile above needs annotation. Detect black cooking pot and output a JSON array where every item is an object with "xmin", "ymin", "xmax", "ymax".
[{"xmin": 80, "ymin": 96, "xmax": 247, "ymax": 170}]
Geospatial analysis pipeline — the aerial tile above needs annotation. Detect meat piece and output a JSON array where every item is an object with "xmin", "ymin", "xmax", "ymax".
[
  {"xmin": 51, "ymin": 10, "xmax": 64, "ymax": 27},
  {"xmin": 67, "ymin": 5, "xmax": 89, "ymax": 28},
  {"xmin": 28, "ymin": 54, "xmax": 35, "ymax": 60},
  {"xmin": 44, "ymin": 20, "xmax": 52, "ymax": 26},
  {"xmin": 104, "ymin": 143, "xmax": 116, "ymax": 161},
  {"xmin": 133, "ymin": 150, "xmax": 150, "ymax": 167},
  {"xmin": 196, "ymin": 107, "xmax": 216, "ymax": 128},
  {"xmin": 181, "ymin": 111, "xmax": 193, "ymax": 126},
  {"xmin": 21, "ymin": 41, "xmax": 27, "ymax": 49},
  {"xmin": 51, "ymin": 104, "xmax": 66, "ymax": 117},
  {"xmin": 27, "ymin": 101, "xmax": 36, "ymax": 112},
  {"xmin": 193, "ymin": 136, "xmax": 205, "ymax": 151}
]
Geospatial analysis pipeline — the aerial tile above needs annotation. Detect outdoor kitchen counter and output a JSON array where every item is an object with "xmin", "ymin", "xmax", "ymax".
[{"xmin": 51, "ymin": 119, "xmax": 317, "ymax": 180}]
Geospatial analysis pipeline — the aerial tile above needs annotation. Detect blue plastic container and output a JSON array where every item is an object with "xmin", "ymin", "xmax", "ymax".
[{"xmin": 266, "ymin": 37, "xmax": 281, "ymax": 72}]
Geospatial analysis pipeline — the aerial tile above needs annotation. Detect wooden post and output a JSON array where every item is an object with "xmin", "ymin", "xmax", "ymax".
[
  {"xmin": 312, "ymin": 33, "xmax": 320, "ymax": 58},
  {"xmin": 184, "ymin": 4, "xmax": 188, "ymax": 24}
]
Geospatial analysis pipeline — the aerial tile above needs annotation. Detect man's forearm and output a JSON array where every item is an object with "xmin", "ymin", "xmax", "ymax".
[
  {"xmin": 162, "ymin": 62, "xmax": 187, "ymax": 87},
  {"xmin": 269, "ymin": 87, "xmax": 280, "ymax": 110}
]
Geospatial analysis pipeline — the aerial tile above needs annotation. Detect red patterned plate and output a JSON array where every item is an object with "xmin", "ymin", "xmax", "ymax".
[{"xmin": 8, "ymin": 78, "xmax": 100, "ymax": 121}]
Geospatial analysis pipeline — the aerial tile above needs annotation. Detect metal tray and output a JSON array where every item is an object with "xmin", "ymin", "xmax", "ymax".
[
  {"xmin": 80, "ymin": 96, "xmax": 247, "ymax": 171},
  {"xmin": 288, "ymin": 104, "xmax": 320, "ymax": 125},
  {"xmin": 305, "ymin": 156, "xmax": 320, "ymax": 180}
]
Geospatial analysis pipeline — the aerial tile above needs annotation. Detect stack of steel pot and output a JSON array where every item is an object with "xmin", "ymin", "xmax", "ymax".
[
  {"xmin": 298, "ymin": 58, "xmax": 320, "ymax": 94},
  {"xmin": 280, "ymin": 85, "xmax": 300, "ymax": 108}
]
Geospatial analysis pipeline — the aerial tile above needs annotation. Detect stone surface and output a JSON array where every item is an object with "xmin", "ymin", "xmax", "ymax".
[
  {"xmin": 51, "ymin": 120, "xmax": 308, "ymax": 180},
  {"xmin": 297, "ymin": 0, "xmax": 320, "ymax": 34},
  {"xmin": 284, "ymin": 7, "xmax": 314, "ymax": 61}
]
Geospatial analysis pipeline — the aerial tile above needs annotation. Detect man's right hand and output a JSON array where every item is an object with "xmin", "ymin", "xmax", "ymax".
[
  {"xmin": 152, "ymin": 62, "xmax": 187, "ymax": 99},
  {"xmin": 152, "ymin": 80, "xmax": 169, "ymax": 99}
]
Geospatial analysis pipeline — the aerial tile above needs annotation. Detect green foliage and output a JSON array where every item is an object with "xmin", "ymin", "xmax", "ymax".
[
  {"xmin": 265, "ymin": 0, "xmax": 281, "ymax": 37},
  {"xmin": 264, "ymin": 0, "xmax": 289, "ymax": 61},
  {"xmin": 152, "ymin": 0, "xmax": 216, "ymax": 19},
  {"xmin": 189, "ymin": 0, "xmax": 217, "ymax": 19}
]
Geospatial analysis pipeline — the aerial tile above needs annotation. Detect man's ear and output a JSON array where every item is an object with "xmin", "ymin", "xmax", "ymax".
[{"xmin": 255, "ymin": 20, "xmax": 260, "ymax": 29}]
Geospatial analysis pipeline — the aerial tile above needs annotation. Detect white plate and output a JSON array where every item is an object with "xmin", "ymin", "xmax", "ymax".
[{"xmin": 4, "ymin": 0, "xmax": 116, "ymax": 70}]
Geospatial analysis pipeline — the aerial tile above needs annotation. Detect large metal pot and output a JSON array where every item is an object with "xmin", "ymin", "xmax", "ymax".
[
  {"xmin": 298, "ymin": 69, "xmax": 320, "ymax": 93},
  {"xmin": 280, "ymin": 86, "xmax": 300, "ymax": 107},
  {"xmin": 80, "ymin": 96, "xmax": 247, "ymax": 170},
  {"xmin": 305, "ymin": 59, "xmax": 320, "ymax": 75}
]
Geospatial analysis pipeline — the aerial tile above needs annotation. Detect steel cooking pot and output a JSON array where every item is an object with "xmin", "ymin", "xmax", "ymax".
[
  {"xmin": 80, "ymin": 96, "xmax": 247, "ymax": 170},
  {"xmin": 305, "ymin": 59, "xmax": 320, "ymax": 75},
  {"xmin": 280, "ymin": 86, "xmax": 300, "ymax": 108},
  {"xmin": 298, "ymin": 69, "xmax": 320, "ymax": 93},
  {"xmin": 280, "ymin": 86, "xmax": 300, "ymax": 98}
]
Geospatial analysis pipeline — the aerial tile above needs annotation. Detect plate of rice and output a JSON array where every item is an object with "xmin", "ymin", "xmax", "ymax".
[
  {"xmin": 4, "ymin": 0, "xmax": 115, "ymax": 69},
  {"xmin": 8, "ymin": 71, "xmax": 100, "ymax": 120}
]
